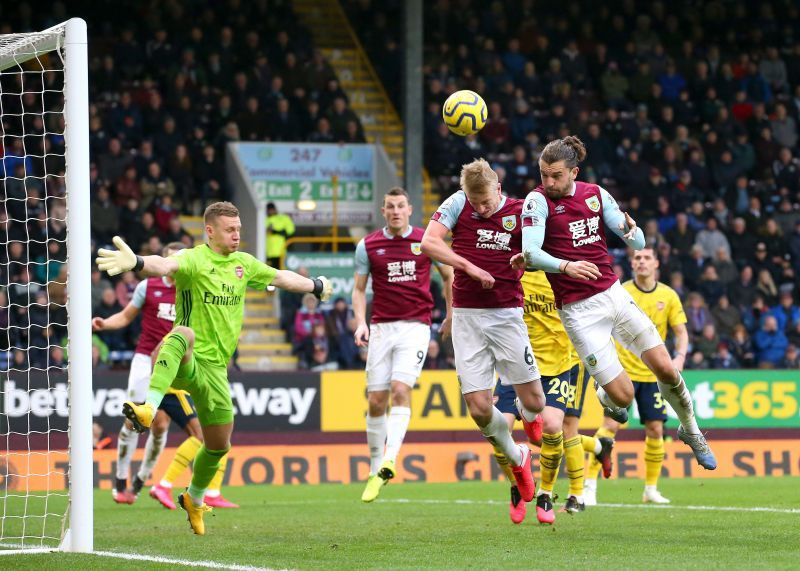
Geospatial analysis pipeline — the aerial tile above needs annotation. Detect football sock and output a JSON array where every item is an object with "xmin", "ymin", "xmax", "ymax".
[
  {"xmin": 116, "ymin": 423, "xmax": 139, "ymax": 480},
  {"xmin": 516, "ymin": 399, "xmax": 539, "ymax": 424},
  {"xmin": 205, "ymin": 452, "xmax": 229, "ymax": 496},
  {"xmin": 581, "ymin": 435, "xmax": 602, "ymax": 454},
  {"xmin": 479, "ymin": 407, "xmax": 523, "ymax": 466},
  {"xmin": 564, "ymin": 435, "xmax": 584, "ymax": 498},
  {"xmin": 384, "ymin": 406, "xmax": 411, "ymax": 463},
  {"xmin": 366, "ymin": 414, "xmax": 387, "ymax": 474},
  {"xmin": 658, "ymin": 373, "xmax": 700, "ymax": 434},
  {"xmin": 146, "ymin": 332, "xmax": 190, "ymax": 409},
  {"xmin": 161, "ymin": 435, "xmax": 202, "ymax": 487},
  {"xmin": 137, "ymin": 429, "xmax": 167, "ymax": 482},
  {"xmin": 493, "ymin": 451, "xmax": 516, "ymax": 484},
  {"xmin": 644, "ymin": 436, "xmax": 665, "ymax": 487},
  {"xmin": 539, "ymin": 431, "xmax": 564, "ymax": 494},
  {"xmin": 188, "ymin": 446, "xmax": 228, "ymax": 506},
  {"xmin": 586, "ymin": 427, "xmax": 616, "ymax": 480}
]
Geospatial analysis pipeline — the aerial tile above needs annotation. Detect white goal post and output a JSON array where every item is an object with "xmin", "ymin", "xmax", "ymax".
[{"xmin": 0, "ymin": 18, "xmax": 92, "ymax": 553}]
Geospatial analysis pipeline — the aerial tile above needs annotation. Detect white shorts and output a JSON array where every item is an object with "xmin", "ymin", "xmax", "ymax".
[
  {"xmin": 452, "ymin": 307, "xmax": 540, "ymax": 394},
  {"xmin": 127, "ymin": 352, "xmax": 153, "ymax": 402},
  {"xmin": 366, "ymin": 321, "xmax": 431, "ymax": 391},
  {"xmin": 558, "ymin": 281, "xmax": 662, "ymax": 386}
]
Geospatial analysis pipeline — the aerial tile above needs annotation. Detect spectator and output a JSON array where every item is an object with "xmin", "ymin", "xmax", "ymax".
[
  {"xmin": 754, "ymin": 315, "xmax": 789, "ymax": 368},
  {"xmin": 727, "ymin": 218, "xmax": 757, "ymax": 267},
  {"xmin": 665, "ymin": 212, "xmax": 695, "ymax": 258},
  {"xmin": 94, "ymin": 288, "xmax": 126, "ymax": 351},
  {"xmin": 756, "ymin": 268, "xmax": 779, "ymax": 306},
  {"xmin": 711, "ymin": 295, "xmax": 742, "ymax": 338},
  {"xmin": 711, "ymin": 342, "xmax": 740, "ymax": 369},
  {"xmin": 686, "ymin": 350, "xmax": 709, "ymax": 369},
  {"xmin": 781, "ymin": 344, "xmax": 800, "ymax": 368},
  {"xmin": 194, "ymin": 144, "xmax": 227, "ymax": 209},
  {"xmin": 115, "ymin": 271, "xmax": 138, "ymax": 307},
  {"xmin": 684, "ymin": 292, "xmax": 713, "ymax": 340},
  {"xmin": 682, "ymin": 244, "xmax": 709, "ymax": 289},
  {"xmin": 694, "ymin": 217, "xmax": 730, "ymax": 261},
  {"xmin": 729, "ymin": 324, "xmax": 755, "ymax": 368},
  {"xmin": 97, "ymin": 138, "xmax": 130, "ymax": 183},
  {"xmin": 140, "ymin": 161, "xmax": 176, "ymax": 210},
  {"xmin": 712, "ymin": 248, "xmax": 738, "ymax": 286},
  {"xmin": 114, "ymin": 164, "xmax": 142, "ymax": 206},
  {"xmin": 153, "ymin": 194, "xmax": 178, "ymax": 236},
  {"xmin": 742, "ymin": 294, "xmax": 770, "ymax": 334},
  {"xmin": 265, "ymin": 202, "xmax": 296, "ymax": 269},
  {"xmin": 167, "ymin": 144, "xmax": 194, "ymax": 212},
  {"xmin": 293, "ymin": 293, "xmax": 324, "ymax": 349},
  {"xmin": 770, "ymin": 103, "xmax": 798, "ymax": 149},
  {"xmin": 770, "ymin": 290, "xmax": 800, "ymax": 333},
  {"xmin": 90, "ymin": 186, "xmax": 118, "ymax": 245},
  {"xmin": 163, "ymin": 217, "xmax": 193, "ymax": 246},
  {"xmin": 324, "ymin": 297, "xmax": 358, "ymax": 369},
  {"xmin": 694, "ymin": 323, "xmax": 720, "ymax": 362}
]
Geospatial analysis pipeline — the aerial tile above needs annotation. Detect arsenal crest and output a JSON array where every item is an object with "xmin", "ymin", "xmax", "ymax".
[
  {"xmin": 235, "ymin": 266, "xmax": 244, "ymax": 279},
  {"xmin": 502, "ymin": 215, "xmax": 517, "ymax": 231},
  {"xmin": 585, "ymin": 196, "xmax": 601, "ymax": 212},
  {"xmin": 411, "ymin": 243, "xmax": 422, "ymax": 255}
]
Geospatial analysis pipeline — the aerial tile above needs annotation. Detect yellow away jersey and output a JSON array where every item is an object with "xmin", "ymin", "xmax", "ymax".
[
  {"xmin": 617, "ymin": 280, "xmax": 687, "ymax": 381},
  {"xmin": 521, "ymin": 271, "xmax": 577, "ymax": 376}
]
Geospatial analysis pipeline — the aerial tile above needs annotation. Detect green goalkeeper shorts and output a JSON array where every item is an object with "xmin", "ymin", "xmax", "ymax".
[{"xmin": 172, "ymin": 355, "xmax": 233, "ymax": 426}]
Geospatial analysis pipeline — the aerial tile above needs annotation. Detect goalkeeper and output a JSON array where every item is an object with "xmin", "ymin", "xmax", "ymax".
[{"xmin": 96, "ymin": 201, "xmax": 332, "ymax": 535}]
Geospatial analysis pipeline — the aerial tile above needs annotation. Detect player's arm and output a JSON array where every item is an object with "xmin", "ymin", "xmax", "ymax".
[
  {"xmin": 435, "ymin": 263, "xmax": 454, "ymax": 339},
  {"xmin": 670, "ymin": 322, "xmax": 689, "ymax": 371},
  {"xmin": 92, "ymin": 278, "xmax": 146, "ymax": 331},
  {"xmin": 271, "ymin": 270, "xmax": 332, "ymax": 300},
  {"xmin": 91, "ymin": 302, "xmax": 140, "ymax": 332},
  {"xmin": 351, "ymin": 239, "xmax": 370, "ymax": 346},
  {"xmin": 96, "ymin": 236, "xmax": 178, "ymax": 277},
  {"xmin": 520, "ymin": 193, "xmax": 601, "ymax": 280},
  {"xmin": 599, "ymin": 188, "xmax": 645, "ymax": 249},
  {"xmin": 421, "ymin": 220, "xmax": 495, "ymax": 289}
]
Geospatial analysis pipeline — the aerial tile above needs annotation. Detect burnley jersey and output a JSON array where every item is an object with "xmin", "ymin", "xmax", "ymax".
[
  {"xmin": 522, "ymin": 182, "xmax": 618, "ymax": 308},
  {"xmin": 130, "ymin": 277, "xmax": 176, "ymax": 355},
  {"xmin": 432, "ymin": 191, "xmax": 524, "ymax": 309},
  {"xmin": 355, "ymin": 226, "xmax": 434, "ymax": 325}
]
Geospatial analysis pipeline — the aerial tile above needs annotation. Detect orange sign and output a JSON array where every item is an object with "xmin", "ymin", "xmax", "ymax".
[{"xmin": 3, "ymin": 439, "xmax": 798, "ymax": 491}]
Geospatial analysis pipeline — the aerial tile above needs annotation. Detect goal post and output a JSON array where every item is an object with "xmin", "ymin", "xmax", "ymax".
[{"xmin": 0, "ymin": 18, "xmax": 92, "ymax": 553}]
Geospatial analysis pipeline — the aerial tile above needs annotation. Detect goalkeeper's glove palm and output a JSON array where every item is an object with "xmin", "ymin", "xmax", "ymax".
[{"xmin": 96, "ymin": 236, "xmax": 139, "ymax": 276}]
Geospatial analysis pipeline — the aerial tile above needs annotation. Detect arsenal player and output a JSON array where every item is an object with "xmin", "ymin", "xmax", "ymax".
[
  {"xmin": 519, "ymin": 136, "xmax": 716, "ymax": 471},
  {"xmin": 354, "ymin": 187, "xmax": 454, "ymax": 502}
]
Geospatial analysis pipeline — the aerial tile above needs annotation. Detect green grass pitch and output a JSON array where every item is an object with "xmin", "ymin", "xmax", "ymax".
[{"xmin": 3, "ymin": 476, "xmax": 799, "ymax": 569}]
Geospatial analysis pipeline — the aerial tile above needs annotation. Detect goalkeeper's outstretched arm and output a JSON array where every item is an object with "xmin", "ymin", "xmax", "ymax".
[
  {"xmin": 272, "ymin": 270, "xmax": 333, "ymax": 301},
  {"xmin": 96, "ymin": 236, "xmax": 178, "ymax": 277}
]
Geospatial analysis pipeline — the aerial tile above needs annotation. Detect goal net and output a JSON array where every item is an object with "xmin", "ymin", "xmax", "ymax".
[{"xmin": 0, "ymin": 19, "xmax": 92, "ymax": 553}]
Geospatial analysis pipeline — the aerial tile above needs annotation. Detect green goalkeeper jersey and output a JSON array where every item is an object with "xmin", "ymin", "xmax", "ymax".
[{"xmin": 171, "ymin": 244, "xmax": 277, "ymax": 368}]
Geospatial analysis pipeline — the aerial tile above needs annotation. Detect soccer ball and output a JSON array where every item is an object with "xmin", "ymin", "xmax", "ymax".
[{"xmin": 442, "ymin": 90, "xmax": 487, "ymax": 136}]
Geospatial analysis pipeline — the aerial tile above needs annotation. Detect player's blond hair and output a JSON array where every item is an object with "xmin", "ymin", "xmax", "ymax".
[
  {"xmin": 459, "ymin": 158, "xmax": 498, "ymax": 197},
  {"xmin": 162, "ymin": 242, "xmax": 186, "ymax": 256},
  {"xmin": 204, "ymin": 201, "xmax": 239, "ymax": 225}
]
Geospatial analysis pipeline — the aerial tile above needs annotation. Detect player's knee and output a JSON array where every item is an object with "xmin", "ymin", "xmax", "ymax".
[
  {"xmin": 518, "ymin": 388, "xmax": 544, "ymax": 414},
  {"xmin": 465, "ymin": 398, "xmax": 492, "ymax": 426},
  {"xmin": 151, "ymin": 412, "xmax": 170, "ymax": 435},
  {"xmin": 645, "ymin": 421, "xmax": 664, "ymax": 440},
  {"xmin": 185, "ymin": 419, "xmax": 203, "ymax": 440},
  {"xmin": 390, "ymin": 383, "xmax": 411, "ymax": 407},
  {"xmin": 172, "ymin": 326, "xmax": 195, "ymax": 348},
  {"xmin": 367, "ymin": 390, "xmax": 389, "ymax": 416}
]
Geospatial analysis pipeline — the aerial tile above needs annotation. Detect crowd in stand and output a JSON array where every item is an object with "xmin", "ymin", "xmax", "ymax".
[
  {"xmin": 2, "ymin": 0, "xmax": 800, "ymax": 370},
  {"xmin": 347, "ymin": 0, "xmax": 800, "ymax": 369}
]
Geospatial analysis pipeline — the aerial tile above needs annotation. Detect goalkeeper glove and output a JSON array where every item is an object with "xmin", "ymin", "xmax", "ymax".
[
  {"xmin": 311, "ymin": 276, "xmax": 333, "ymax": 301},
  {"xmin": 96, "ymin": 236, "xmax": 143, "ymax": 277}
]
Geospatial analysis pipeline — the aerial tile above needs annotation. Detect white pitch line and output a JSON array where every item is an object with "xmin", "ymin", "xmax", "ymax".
[
  {"xmin": 92, "ymin": 550, "xmax": 287, "ymax": 571},
  {"xmin": 379, "ymin": 498, "xmax": 800, "ymax": 514}
]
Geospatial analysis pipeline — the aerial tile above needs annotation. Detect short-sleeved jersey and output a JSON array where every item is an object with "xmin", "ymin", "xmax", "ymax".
[
  {"xmin": 131, "ymin": 277, "xmax": 176, "ymax": 355},
  {"xmin": 522, "ymin": 182, "xmax": 618, "ymax": 308},
  {"xmin": 355, "ymin": 226, "xmax": 434, "ymax": 325},
  {"xmin": 431, "ymin": 190, "xmax": 523, "ymax": 309},
  {"xmin": 171, "ymin": 244, "xmax": 277, "ymax": 368},
  {"xmin": 522, "ymin": 270, "xmax": 578, "ymax": 376},
  {"xmin": 617, "ymin": 280, "xmax": 686, "ymax": 382}
]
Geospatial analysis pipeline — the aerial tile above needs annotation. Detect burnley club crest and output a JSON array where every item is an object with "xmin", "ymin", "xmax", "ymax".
[
  {"xmin": 502, "ymin": 215, "xmax": 517, "ymax": 231},
  {"xmin": 411, "ymin": 243, "xmax": 422, "ymax": 255},
  {"xmin": 585, "ymin": 196, "xmax": 601, "ymax": 212}
]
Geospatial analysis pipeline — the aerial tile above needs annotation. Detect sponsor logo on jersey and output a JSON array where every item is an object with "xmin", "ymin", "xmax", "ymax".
[
  {"xmin": 376, "ymin": 248, "xmax": 386, "ymax": 256},
  {"xmin": 411, "ymin": 243, "xmax": 422, "ymax": 255},
  {"xmin": 525, "ymin": 200, "xmax": 534, "ymax": 211},
  {"xmin": 555, "ymin": 204, "xmax": 566, "ymax": 214},
  {"xmin": 585, "ymin": 196, "xmax": 601, "ymax": 212},
  {"xmin": 235, "ymin": 266, "xmax": 244, "ymax": 279},
  {"xmin": 154, "ymin": 290, "xmax": 162, "ymax": 297},
  {"xmin": 502, "ymin": 215, "xmax": 517, "ymax": 231}
]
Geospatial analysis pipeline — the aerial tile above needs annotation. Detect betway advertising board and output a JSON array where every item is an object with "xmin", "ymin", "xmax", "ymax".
[
  {"xmin": 1, "ymin": 371, "xmax": 321, "ymax": 433},
  {"xmin": 234, "ymin": 143, "xmax": 375, "ymax": 225}
]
